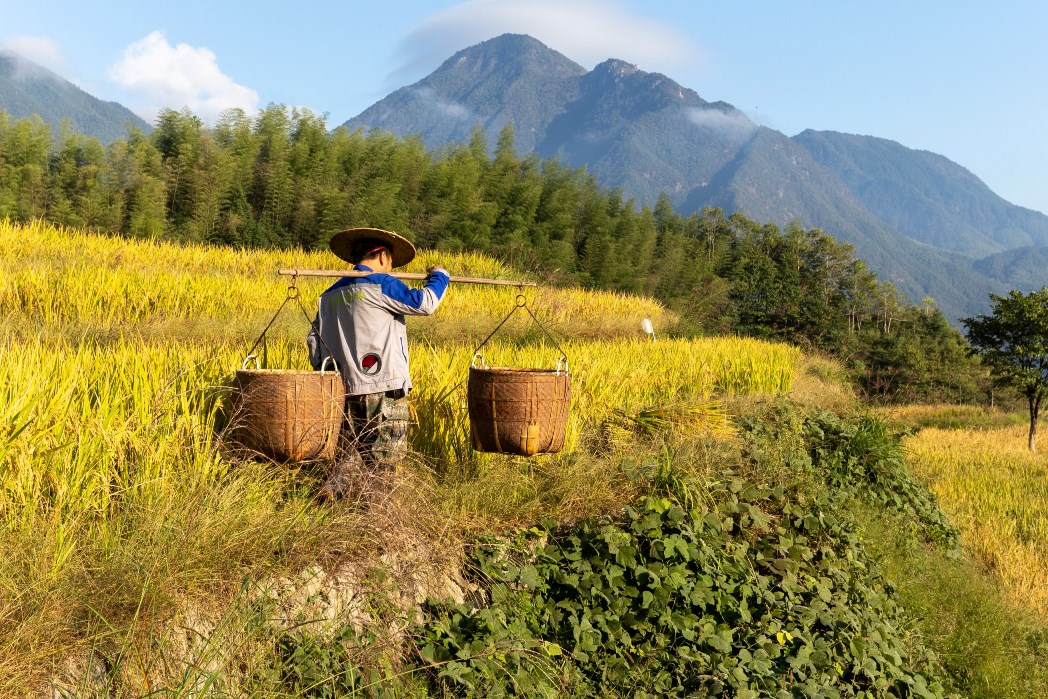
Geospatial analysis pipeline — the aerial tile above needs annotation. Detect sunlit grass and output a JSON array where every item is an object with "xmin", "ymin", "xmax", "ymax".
[
  {"xmin": 0, "ymin": 219, "xmax": 802, "ymax": 692},
  {"xmin": 904, "ymin": 423, "xmax": 1048, "ymax": 617}
]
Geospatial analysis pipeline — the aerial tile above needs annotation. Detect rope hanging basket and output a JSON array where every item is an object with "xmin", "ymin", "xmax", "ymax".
[
  {"xmin": 229, "ymin": 281, "xmax": 344, "ymax": 463},
  {"xmin": 466, "ymin": 295, "xmax": 571, "ymax": 456},
  {"xmin": 232, "ymin": 357, "xmax": 344, "ymax": 462}
]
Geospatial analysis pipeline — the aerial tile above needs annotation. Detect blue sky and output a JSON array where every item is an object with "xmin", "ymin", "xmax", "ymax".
[{"xmin": 4, "ymin": 1, "xmax": 1047, "ymax": 215}]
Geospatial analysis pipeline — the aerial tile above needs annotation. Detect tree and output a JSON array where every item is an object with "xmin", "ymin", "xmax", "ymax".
[{"xmin": 963, "ymin": 288, "xmax": 1048, "ymax": 452}]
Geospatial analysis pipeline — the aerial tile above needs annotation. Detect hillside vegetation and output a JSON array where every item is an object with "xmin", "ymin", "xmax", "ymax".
[
  {"xmin": 3, "ymin": 220, "xmax": 1047, "ymax": 696},
  {"xmin": 341, "ymin": 33, "xmax": 1048, "ymax": 320},
  {"xmin": 0, "ymin": 52, "xmax": 149, "ymax": 144},
  {"xmin": 0, "ymin": 106, "xmax": 990, "ymax": 404}
]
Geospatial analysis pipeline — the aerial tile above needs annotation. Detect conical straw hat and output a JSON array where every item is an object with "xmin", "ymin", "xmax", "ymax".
[{"xmin": 329, "ymin": 227, "xmax": 416, "ymax": 268}]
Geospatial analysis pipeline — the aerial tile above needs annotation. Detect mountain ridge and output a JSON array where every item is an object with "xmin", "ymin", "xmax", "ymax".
[
  {"xmin": 341, "ymin": 33, "xmax": 1047, "ymax": 320},
  {"xmin": 793, "ymin": 129, "xmax": 1048, "ymax": 257},
  {"xmin": 0, "ymin": 50, "xmax": 150, "ymax": 143}
]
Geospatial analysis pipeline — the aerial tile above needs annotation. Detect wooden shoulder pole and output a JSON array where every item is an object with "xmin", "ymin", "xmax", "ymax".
[{"xmin": 278, "ymin": 268, "xmax": 537, "ymax": 287}]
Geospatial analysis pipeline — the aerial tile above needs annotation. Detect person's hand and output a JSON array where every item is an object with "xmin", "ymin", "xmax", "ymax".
[{"xmin": 428, "ymin": 265, "xmax": 448, "ymax": 276}]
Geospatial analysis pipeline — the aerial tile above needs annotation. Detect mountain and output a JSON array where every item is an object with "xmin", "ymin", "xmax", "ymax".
[
  {"xmin": 792, "ymin": 130, "xmax": 1048, "ymax": 258},
  {"xmin": 972, "ymin": 247, "xmax": 1048, "ymax": 292},
  {"xmin": 345, "ymin": 35, "xmax": 756, "ymax": 207},
  {"xmin": 347, "ymin": 34, "xmax": 584, "ymax": 154},
  {"xmin": 681, "ymin": 126, "xmax": 1008, "ymax": 309},
  {"xmin": 0, "ymin": 50, "xmax": 150, "ymax": 143},
  {"xmin": 342, "ymin": 34, "xmax": 1047, "ymax": 319}
]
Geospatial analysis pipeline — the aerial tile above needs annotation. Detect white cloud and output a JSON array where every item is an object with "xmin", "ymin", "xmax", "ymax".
[
  {"xmin": 0, "ymin": 35, "xmax": 70, "ymax": 77},
  {"xmin": 413, "ymin": 86, "xmax": 473, "ymax": 119},
  {"xmin": 392, "ymin": 0, "xmax": 699, "ymax": 84},
  {"xmin": 685, "ymin": 107, "xmax": 757, "ymax": 140},
  {"xmin": 108, "ymin": 31, "xmax": 259, "ymax": 124}
]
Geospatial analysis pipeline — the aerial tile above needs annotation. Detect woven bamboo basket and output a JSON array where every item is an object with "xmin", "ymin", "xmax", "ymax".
[
  {"xmin": 467, "ymin": 362, "xmax": 571, "ymax": 456},
  {"xmin": 231, "ymin": 358, "xmax": 344, "ymax": 462}
]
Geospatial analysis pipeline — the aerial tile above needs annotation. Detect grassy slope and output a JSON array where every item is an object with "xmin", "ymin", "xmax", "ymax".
[
  {"xmin": 1, "ymin": 220, "xmax": 795, "ymax": 693},
  {"xmin": 2, "ymin": 220, "xmax": 1046, "ymax": 695},
  {"xmin": 871, "ymin": 404, "xmax": 1048, "ymax": 697}
]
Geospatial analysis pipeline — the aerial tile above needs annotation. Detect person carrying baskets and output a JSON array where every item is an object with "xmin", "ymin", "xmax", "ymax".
[{"xmin": 307, "ymin": 227, "xmax": 449, "ymax": 501}]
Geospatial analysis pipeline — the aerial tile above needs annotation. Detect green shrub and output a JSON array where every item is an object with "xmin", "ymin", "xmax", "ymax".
[
  {"xmin": 736, "ymin": 403, "xmax": 959, "ymax": 549},
  {"xmin": 416, "ymin": 473, "xmax": 952, "ymax": 698}
]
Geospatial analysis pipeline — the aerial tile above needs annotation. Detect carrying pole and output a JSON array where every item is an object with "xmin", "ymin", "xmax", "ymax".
[{"xmin": 278, "ymin": 268, "xmax": 536, "ymax": 287}]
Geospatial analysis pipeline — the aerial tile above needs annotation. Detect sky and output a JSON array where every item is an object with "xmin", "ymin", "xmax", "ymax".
[{"xmin": 3, "ymin": 1, "xmax": 1047, "ymax": 214}]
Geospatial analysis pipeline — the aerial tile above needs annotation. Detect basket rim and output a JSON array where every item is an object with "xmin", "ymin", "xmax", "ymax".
[
  {"xmin": 236, "ymin": 368, "xmax": 340, "ymax": 376},
  {"xmin": 469, "ymin": 365, "xmax": 569, "ymax": 375}
]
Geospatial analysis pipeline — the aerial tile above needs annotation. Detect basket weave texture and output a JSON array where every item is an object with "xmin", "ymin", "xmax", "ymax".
[
  {"xmin": 467, "ymin": 366, "xmax": 571, "ymax": 456},
  {"xmin": 232, "ymin": 369, "xmax": 344, "ymax": 462}
]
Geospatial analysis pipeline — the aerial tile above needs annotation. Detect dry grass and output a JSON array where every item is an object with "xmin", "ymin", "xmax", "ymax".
[
  {"xmin": 904, "ymin": 422, "xmax": 1048, "ymax": 617},
  {"xmin": 787, "ymin": 353, "xmax": 858, "ymax": 413},
  {"xmin": 0, "ymin": 218, "xmax": 805, "ymax": 693}
]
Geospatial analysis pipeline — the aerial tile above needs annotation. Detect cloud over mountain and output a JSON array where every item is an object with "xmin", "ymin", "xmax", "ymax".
[
  {"xmin": 413, "ymin": 86, "xmax": 473, "ymax": 120},
  {"xmin": 0, "ymin": 35, "xmax": 69, "ymax": 78},
  {"xmin": 684, "ymin": 106, "xmax": 758, "ymax": 139},
  {"xmin": 391, "ymin": 0, "xmax": 698, "ymax": 85}
]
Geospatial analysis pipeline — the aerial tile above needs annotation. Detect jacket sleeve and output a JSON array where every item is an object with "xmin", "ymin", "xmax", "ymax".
[
  {"xmin": 370, "ymin": 270, "xmax": 450, "ymax": 316},
  {"xmin": 306, "ymin": 312, "xmax": 327, "ymax": 370}
]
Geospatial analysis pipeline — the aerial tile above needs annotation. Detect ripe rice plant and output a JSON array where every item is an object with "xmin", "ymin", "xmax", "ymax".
[
  {"xmin": 0, "ymin": 218, "xmax": 801, "ymax": 690},
  {"xmin": 0, "ymin": 219, "xmax": 671, "ymax": 342},
  {"xmin": 0, "ymin": 218, "xmax": 799, "ymax": 523},
  {"xmin": 904, "ymin": 424, "xmax": 1048, "ymax": 617},
  {"xmin": 0, "ymin": 334, "xmax": 340, "ymax": 692},
  {"xmin": 413, "ymin": 337, "xmax": 798, "ymax": 463}
]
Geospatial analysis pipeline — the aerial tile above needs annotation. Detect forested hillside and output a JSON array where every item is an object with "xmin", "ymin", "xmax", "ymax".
[
  {"xmin": 0, "ymin": 106, "xmax": 982, "ymax": 402},
  {"xmin": 0, "ymin": 51, "xmax": 149, "ymax": 144},
  {"xmin": 794, "ymin": 130, "xmax": 1048, "ymax": 257},
  {"xmin": 342, "ymin": 34, "xmax": 1047, "ymax": 321}
]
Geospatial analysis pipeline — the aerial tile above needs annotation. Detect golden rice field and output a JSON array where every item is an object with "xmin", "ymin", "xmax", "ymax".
[
  {"xmin": 0, "ymin": 219, "xmax": 802, "ymax": 690},
  {"xmin": 0, "ymin": 219, "xmax": 672, "ymax": 343},
  {"xmin": 0, "ymin": 218, "xmax": 800, "ymax": 519},
  {"xmin": 1, "ymin": 333, "xmax": 798, "ymax": 529},
  {"xmin": 902, "ymin": 420, "xmax": 1048, "ymax": 617}
]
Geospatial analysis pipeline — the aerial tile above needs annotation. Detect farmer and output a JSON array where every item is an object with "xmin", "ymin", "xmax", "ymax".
[{"xmin": 307, "ymin": 227, "xmax": 449, "ymax": 500}]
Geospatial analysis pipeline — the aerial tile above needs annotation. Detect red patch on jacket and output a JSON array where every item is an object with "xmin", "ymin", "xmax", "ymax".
[{"xmin": 360, "ymin": 353, "xmax": 382, "ymax": 375}]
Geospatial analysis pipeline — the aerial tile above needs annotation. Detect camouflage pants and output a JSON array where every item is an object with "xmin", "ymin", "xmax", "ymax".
[{"xmin": 337, "ymin": 390, "xmax": 409, "ymax": 470}]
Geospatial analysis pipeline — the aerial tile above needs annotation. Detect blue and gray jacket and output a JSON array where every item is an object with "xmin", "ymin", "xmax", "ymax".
[{"xmin": 307, "ymin": 265, "xmax": 450, "ymax": 396}]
